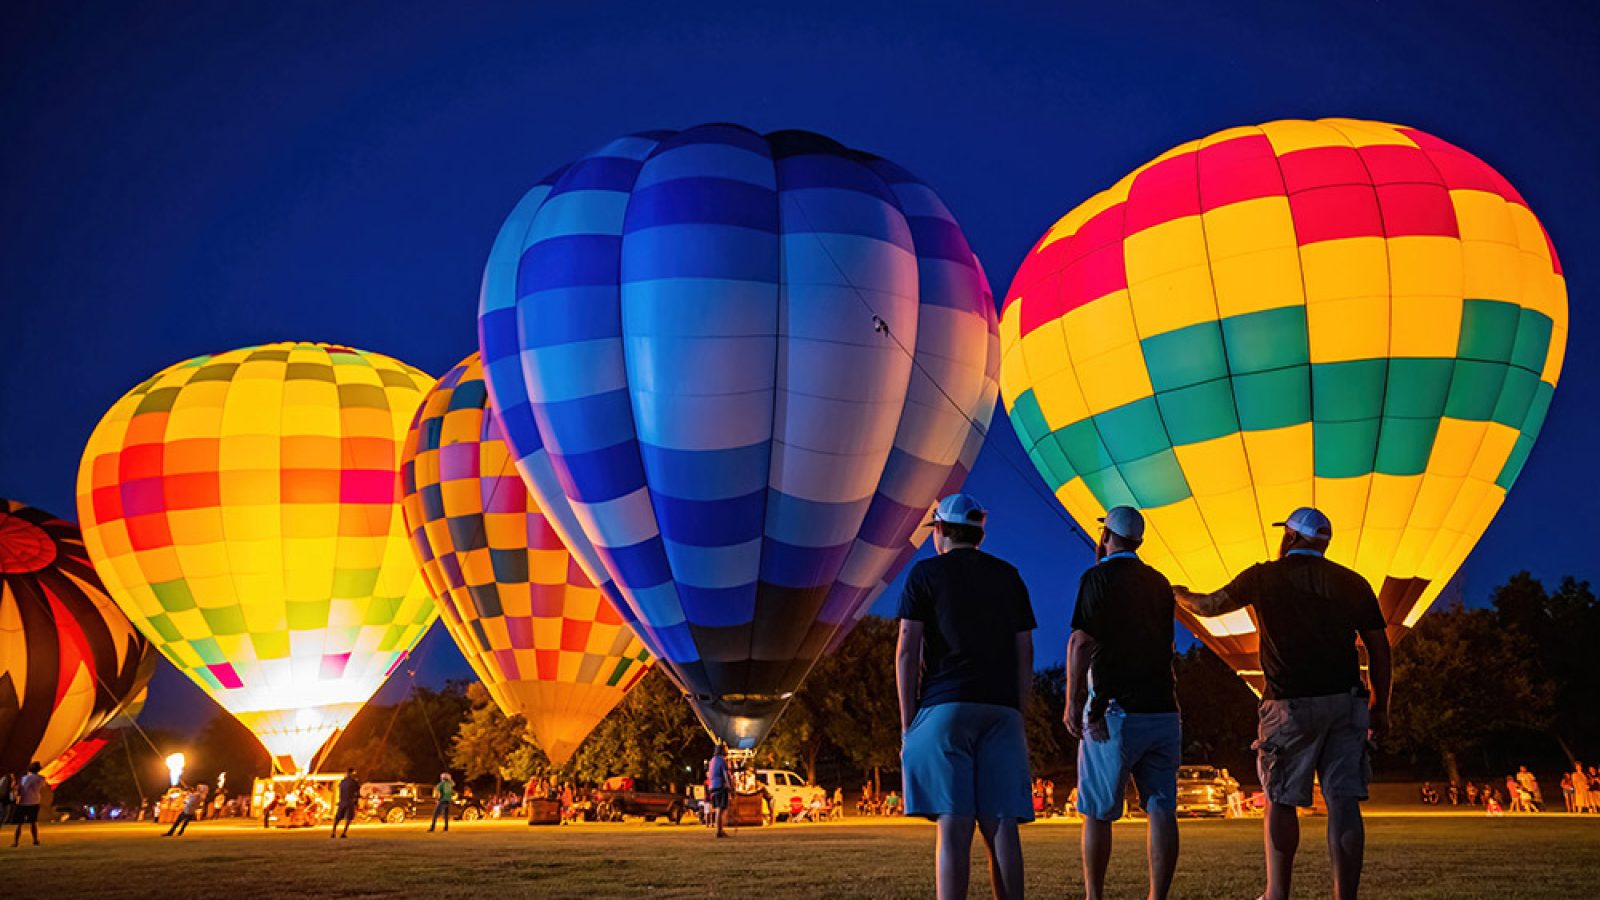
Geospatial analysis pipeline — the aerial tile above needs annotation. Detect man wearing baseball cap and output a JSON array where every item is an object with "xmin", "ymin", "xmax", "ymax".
[
  {"xmin": 897, "ymin": 493, "xmax": 1035, "ymax": 900},
  {"xmin": 1174, "ymin": 507, "xmax": 1392, "ymax": 900},
  {"xmin": 1066, "ymin": 505, "xmax": 1181, "ymax": 900}
]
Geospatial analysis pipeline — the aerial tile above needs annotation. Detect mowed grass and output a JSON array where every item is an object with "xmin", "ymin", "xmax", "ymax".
[{"xmin": 5, "ymin": 814, "xmax": 1598, "ymax": 898}]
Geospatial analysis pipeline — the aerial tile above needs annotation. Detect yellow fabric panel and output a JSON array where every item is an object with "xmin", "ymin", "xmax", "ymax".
[
  {"xmin": 1321, "ymin": 119, "xmax": 1415, "ymax": 148},
  {"xmin": 1031, "ymin": 369, "xmax": 1091, "ymax": 432},
  {"xmin": 1300, "ymin": 237, "xmax": 1388, "ymax": 304},
  {"xmin": 1426, "ymin": 418, "xmax": 1487, "ymax": 477},
  {"xmin": 1545, "ymin": 320, "xmax": 1568, "ymax": 384},
  {"xmin": 1352, "ymin": 526, "xmax": 1403, "ymax": 583},
  {"xmin": 1018, "ymin": 318, "xmax": 1073, "ymax": 386},
  {"xmin": 1203, "ymin": 195, "xmax": 1297, "ymax": 260},
  {"xmin": 1073, "ymin": 341, "xmax": 1153, "ymax": 415},
  {"xmin": 1363, "ymin": 473, "xmax": 1424, "ymax": 531},
  {"xmin": 1258, "ymin": 119, "xmax": 1352, "ymax": 155},
  {"xmin": 1240, "ymin": 424, "xmax": 1313, "ymax": 488},
  {"xmin": 1143, "ymin": 497, "xmax": 1217, "ymax": 556},
  {"xmin": 1388, "ymin": 236, "xmax": 1463, "ymax": 358},
  {"xmin": 1037, "ymin": 186, "xmax": 1121, "ymax": 251},
  {"xmin": 1210, "ymin": 247, "xmax": 1304, "ymax": 320},
  {"xmin": 1173, "ymin": 434, "xmax": 1255, "ymax": 495},
  {"xmin": 1467, "ymin": 423, "xmax": 1520, "ymax": 482},
  {"xmin": 1451, "ymin": 189, "xmax": 1518, "ymax": 246},
  {"xmin": 1127, "ymin": 262, "xmax": 1218, "ymax": 339},
  {"xmin": 1123, "ymin": 214, "xmax": 1212, "ymax": 321},
  {"xmin": 1054, "ymin": 478, "xmax": 1107, "ymax": 526},
  {"xmin": 1307, "ymin": 294, "xmax": 1390, "ymax": 364},
  {"xmin": 532, "ymin": 617, "xmax": 562, "ymax": 650},
  {"xmin": 1314, "ymin": 475, "xmax": 1373, "ymax": 539}
]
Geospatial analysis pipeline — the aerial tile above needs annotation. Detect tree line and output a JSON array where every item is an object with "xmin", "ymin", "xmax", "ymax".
[{"xmin": 53, "ymin": 570, "xmax": 1600, "ymax": 807}]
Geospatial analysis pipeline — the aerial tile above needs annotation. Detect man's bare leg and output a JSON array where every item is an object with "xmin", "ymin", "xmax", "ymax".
[
  {"xmin": 1326, "ymin": 798, "xmax": 1364, "ymax": 900},
  {"xmin": 976, "ymin": 816, "xmax": 1024, "ymax": 899},
  {"xmin": 937, "ymin": 814, "xmax": 977, "ymax": 900},
  {"xmin": 1082, "ymin": 816, "xmax": 1113, "ymax": 900},
  {"xmin": 1263, "ymin": 802, "xmax": 1300, "ymax": 900},
  {"xmin": 1146, "ymin": 808, "xmax": 1178, "ymax": 900}
]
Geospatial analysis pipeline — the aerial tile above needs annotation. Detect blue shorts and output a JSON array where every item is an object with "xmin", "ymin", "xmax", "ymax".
[
  {"xmin": 901, "ymin": 702, "xmax": 1033, "ymax": 821},
  {"xmin": 1076, "ymin": 704, "xmax": 1181, "ymax": 822}
]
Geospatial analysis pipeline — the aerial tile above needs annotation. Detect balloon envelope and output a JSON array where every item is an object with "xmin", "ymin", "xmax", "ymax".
[
  {"xmin": 479, "ymin": 125, "xmax": 999, "ymax": 746},
  {"xmin": 999, "ymin": 119, "xmax": 1565, "ymax": 689},
  {"xmin": 1, "ymin": 499, "xmax": 153, "ymax": 778},
  {"xmin": 78, "ymin": 343, "xmax": 438, "ymax": 771},
  {"xmin": 400, "ymin": 352, "xmax": 653, "ymax": 765}
]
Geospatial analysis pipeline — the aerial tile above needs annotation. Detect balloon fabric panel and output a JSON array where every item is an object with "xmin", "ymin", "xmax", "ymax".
[
  {"xmin": 77, "ymin": 343, "xmax": 438, "ymax": 771},
  {"xmin": 400, "ymin": 353, "xmax": 652, "ymax": 765},
  {"xmin": 999, "ymin": 120, "xmax": 1565, "ymax": 690},
  {"xmin": 480, "ymin": 125, "xmax": 997, "ymax": 747},
  {"xmin": 0, "ymin": 500, "xmax": 153, "ymax": 778}
]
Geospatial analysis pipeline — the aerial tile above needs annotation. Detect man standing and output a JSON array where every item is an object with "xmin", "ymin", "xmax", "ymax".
[
  {"xmin": 331, "ymin": 769, "xmax": 360, "ymax": 838},
  {"xmin": 708, "ymin": 743, "xmax": 731, "ymax": 839},
  {"xmin": 897, "ymin": 493, "xmax": 1035, "ymax": 900},
  {"xmin": 11, "ymin": 762, "xmax": 46, "ymax": 847},
  {"xmin": 1175, "ymin": 507, "xmax": 1391, "ymax": 900},
  {"xmin": 427, "ymin": 772, "xmax": 455, "ymax": 833},
  {"xmin": 1066, "ymin": 506, "xmax": 1181, "ymax": 900}
]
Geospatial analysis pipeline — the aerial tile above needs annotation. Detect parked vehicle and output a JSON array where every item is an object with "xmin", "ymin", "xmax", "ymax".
[
  {"xmin": 362, "ymin": 781, "xmax": 486, "ymax": 824},
  {"xmin": 751, "ymin": 769, "xmax": 827, "ymax": 821},
  {"xmin": 590, "ymin": 776, "xmax": 687, "ymax": 824},
  {"xmin": 1174, "ymin": 766, "xmax": 1236, "ymax": 817}
]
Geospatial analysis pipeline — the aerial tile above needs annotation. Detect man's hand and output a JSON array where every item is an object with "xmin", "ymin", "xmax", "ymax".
[
  {"xmin": 1085, "ymin": 712, "xmax": 1110, "ymax": 743},
  {"xmin": 1064, "ymin": 699, "xmax": 1084, "ymax": 739},
  {"xmin": 1369, "ymin": 704, "xmax": 1390, "ymax": 744}
]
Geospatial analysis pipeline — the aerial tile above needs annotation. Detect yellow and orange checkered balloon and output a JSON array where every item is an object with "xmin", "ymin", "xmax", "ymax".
[
  {"xmin": 77, "ymin": 342, "xmax": 438, "ymax": 771},
  {"xmin": 400, "ymin": 353, "xmax": 652, "ymax": 766},
  {"xmin": 1000, "ymin": 120, "xmax": 1565, "ymax": 690}
]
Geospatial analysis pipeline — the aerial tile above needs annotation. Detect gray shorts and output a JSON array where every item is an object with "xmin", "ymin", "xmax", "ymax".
[{"xmin": 1256, "ymin": 691, "xmax": 1371, "ymax": 807}]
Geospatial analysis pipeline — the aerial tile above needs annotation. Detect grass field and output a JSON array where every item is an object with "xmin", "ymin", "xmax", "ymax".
[{"xmin": 5, "ymin": 814, "xmax": 1598, "ymax": 898}]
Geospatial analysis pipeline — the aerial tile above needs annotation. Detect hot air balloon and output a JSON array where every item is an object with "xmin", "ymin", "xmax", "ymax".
[
  {"xmin": 479, "ymin": 125, "xmax": 999, "ymax": 747},
  {"xmin": 77, "ymin": 342, "xmax": 438, "ymax": 771},
  {"xmin": 1, "ymin": 499, "xmax": 154, "ymax": 780},
  {"xmin": 40, "ymin": 677, "xmax": 154, "ymax": 788},
  {"xmin": 400, "ymin": 352, "xmax": 654, "ymax": 765},
  {"xmin": 999, "ymin": 119, "xmax": 1565, "ymax": 690}
]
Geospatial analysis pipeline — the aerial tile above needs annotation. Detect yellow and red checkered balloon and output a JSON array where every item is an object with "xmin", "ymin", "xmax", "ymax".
[
  {"xmin": 77, "ymin": 343, "xmax": 438, "ymax": 771},
  {"xmin": 400, "ymin": 353, "xmax": 652, "ymax": 766},
  {"xmin": 1000, "ymin": 120, "xmax": 1565, "ymax": 689}
]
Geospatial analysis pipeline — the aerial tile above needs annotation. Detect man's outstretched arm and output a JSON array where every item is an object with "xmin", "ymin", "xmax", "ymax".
[{"xmin": 1172, "ymin": 585, "xmax": 1247, "ymax": 618}]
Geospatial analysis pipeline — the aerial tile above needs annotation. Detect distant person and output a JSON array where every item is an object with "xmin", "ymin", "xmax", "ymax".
[
  {"xmin": 427, "ymin": 772, "xmax": 454, "ymax": 833},
  {"xmin": 1447, "ymin": 782, "xmax": 1460, "ymax": 806},
  {"xmin": 1420, "ymin": 783, "xmax": 1439, "ymax": 805},
  {"xmin": 0, "ymin": 771, "xmax": 14, "ymax": 829},
  {"xmin": 1516, "ymin": 766, "xmax": 1542, "ymax": 811},
  {"xmin": 11, "ymin": 762, "xmax": 46, "ymax": 847},
  {"xmin": 260, "ymin": 784, "xmax": 277, "ymax": 828},
  {"xmin": 831, "ymin": 787, "xmax": 845, "ymax": 821},
  {"xmin": 708, "ymin": 742, "xmax": 731, "ymax": 839},
  {"xmin": 1067, "ymin": 506, "xmax": 1181, "ymax": 900},
  {"xmin": 883, "ymin": 790, "xmax": 902, "ymax": 816},
  {"xmin": 1573, "ymin": 764, "xmax": 1592, "ymax": 814},
  {"xmin": 163, "ymin": 783, "xmax": 209, "ymax": 837},
  {"xmin": 1465, "ymin": 782, "xmax": 1479, "ymax": 807},
  {"xmin": 331, "ymin": 769, "xmax": 360, "ymax": 838},
  {"xmin": 1506, "ymin": 775, "xmax": 1525, "ymax": 813},
  {"xmin": 897, "ymin": 493, "xmax": 1034, "ymax": 900},
  {"xmin": 1486, "ymin": 793, "xmax": 1504, "ymax": 817},
  {"xmin": 1561, "ymin": 773, "xmax": 1575, "ymax": 813},
  {"xmin": 1175, "ymin": 507, "xmax": 1391, "ymax": 900}
]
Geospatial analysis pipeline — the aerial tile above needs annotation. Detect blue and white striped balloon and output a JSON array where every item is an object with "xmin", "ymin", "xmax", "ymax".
[{"xmin": 479, "ymin": 125, "xmax": 998, "ymax": 748}]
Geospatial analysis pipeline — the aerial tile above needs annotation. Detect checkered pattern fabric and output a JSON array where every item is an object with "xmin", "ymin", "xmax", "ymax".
[
  {"xmin": 1, "ymin": 499, "xmax": 153, "ymax": 779},
  {"xmin": 400, "ymin": 353, "xmax": 652, "ymax": 765},
  {"xmin": 1000, "ymin": 120, "xmax": 1565, "ymax": 686},
  {"xmin": 479, "ymin": 125, "xmax": 999, "ymax": 748},
  {"xmin": 76, "ymin": 343, "xmax": 438, "ymax": 771}
]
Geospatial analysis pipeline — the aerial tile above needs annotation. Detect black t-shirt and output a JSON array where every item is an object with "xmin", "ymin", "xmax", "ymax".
[
  {"xmin": 1221, "ymin": 553, "xmax": 1386, "ymax": 700},
  {"xmin": 896, "ymin": 548, "xmax": 1036, "ymax": 710},
  {"xmin": 1070, "ymin": 555, "xmax": 1178, "ymax": 714}
]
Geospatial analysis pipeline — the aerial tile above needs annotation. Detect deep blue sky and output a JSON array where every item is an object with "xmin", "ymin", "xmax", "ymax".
[{"xmin": 4, "ymin": 1, "xmax": 1594, "ymax": 729}]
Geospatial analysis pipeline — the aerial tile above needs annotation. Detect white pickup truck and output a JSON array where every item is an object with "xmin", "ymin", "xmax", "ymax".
[{"xmin": 752, "ymin": 769, "xmax": 828, "ymax": 821}]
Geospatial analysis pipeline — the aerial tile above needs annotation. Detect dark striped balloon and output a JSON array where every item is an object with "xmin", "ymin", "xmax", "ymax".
[{"xmin": 0, "ymin": 500, "xmax": 154, "ymax": 780}]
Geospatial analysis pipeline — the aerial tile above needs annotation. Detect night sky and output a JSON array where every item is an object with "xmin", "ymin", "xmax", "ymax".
[{"xmin": 4, "ymin": 2, "xmax": 1595, "ymax": 731}]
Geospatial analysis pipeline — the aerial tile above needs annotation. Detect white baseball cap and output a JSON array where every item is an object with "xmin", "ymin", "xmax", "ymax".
[
  {"xmin": 926, "ymin": 493, "xmax": 987, "ymax": 528},
  {"xmin": 1275, "ymin": 507, "xmax": 1332, "ymax": 541},
  {"xmin": 1099, "ymin": 505, "xmax": 1145, "ymax": 541}
]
